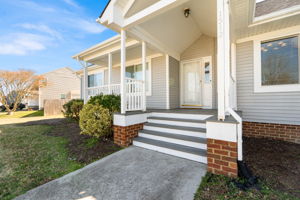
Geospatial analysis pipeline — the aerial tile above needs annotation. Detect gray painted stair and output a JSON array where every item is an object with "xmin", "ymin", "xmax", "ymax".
[{"xmin": 133, "ymin": 112, "xmax": 209, "ymax": 163}]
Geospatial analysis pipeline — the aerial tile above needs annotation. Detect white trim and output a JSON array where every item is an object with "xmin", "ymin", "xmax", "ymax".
[
  {"xmin": 166, "ymin": 54, "xmax": 170, "ymax": 109},
  {"xmin": 206, "ymin": 121, "xmax": 237, "ymax": 143},
  {"xmin": 236, "ymin": 25, "xmax": 300, "ymax": 43},
  {"xmin": 253, "ymin": 33, "xmax": 300, "ymax": 93},
  {"xmin": 250, "ymin": 5, "xmax": 300, "ymax": 27},
  {"xmin": 113, "ymin": 113, "xmax": 148, "ymax": 126},
  {"xmin": 147, "ymin": 118, "xmax": 206, "ymax": 129},
  {"xmin": 149, "ymin": 112, "xmax": 212, "ymax": 120},
  {"xmin": 142, "ymin": 41, "xmax": 147, "ymax": 111},
  {"xmin": 108, "ymin": 53, "xmax": 112, "ymax": 93},
  {"xmin": 122, "ymin": 0, "xmax": 135, "ymax": 17}
]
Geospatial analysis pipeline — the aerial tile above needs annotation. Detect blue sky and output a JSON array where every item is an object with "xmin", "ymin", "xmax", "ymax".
[{"xmin": 0, "ymin": 0, "xmax": 116, "ymax": 74}]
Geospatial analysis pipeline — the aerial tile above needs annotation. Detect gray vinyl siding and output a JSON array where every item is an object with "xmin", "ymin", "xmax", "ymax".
[
  {"xmin": 236, "ymin": 41, "xmax": 300, "ymax": 125},
  {"xmin": 146, "ymin": 56, "xmax": 167, "ymax": 109},
  {"xmin": 169, "ymin": 56, "xmax": 180, "ymax": 109}
]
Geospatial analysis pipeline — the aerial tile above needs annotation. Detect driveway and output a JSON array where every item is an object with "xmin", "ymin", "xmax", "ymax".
[{"xmin": 15, "ymin": 147, "xmax": 207, "ymax": 200}]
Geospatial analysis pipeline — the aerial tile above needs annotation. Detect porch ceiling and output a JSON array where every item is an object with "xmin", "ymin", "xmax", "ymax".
[{"xmin": 130, "ymin": 0, "xmax": 217, "ymax": 57}]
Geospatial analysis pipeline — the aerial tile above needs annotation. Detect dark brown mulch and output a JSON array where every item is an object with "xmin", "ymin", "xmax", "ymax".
[
  {"xmin": 20, "ymin": 118, "xmax": 122, "ymax": 164},
  {"xmin": 244, "ymin": 137, "xmax": 300, "ymax": 198}
]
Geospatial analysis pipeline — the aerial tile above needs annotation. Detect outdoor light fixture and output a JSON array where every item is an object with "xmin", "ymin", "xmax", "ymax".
[{"xmin": 184, "ymin": 8, "xmax": 190, "ymax": 18}]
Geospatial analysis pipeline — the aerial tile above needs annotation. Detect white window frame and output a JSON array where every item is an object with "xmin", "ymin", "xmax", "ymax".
[
  {"xmin": 87, "ymin": 70, "xmax": 105, "ymax": 88},
  {"xmin": 253, "ymin": 33, "xmax": 300, "ymax": 93},
  {"xmin": 125, "ymin": 59, "xmax": 152, "ymax": 96}
]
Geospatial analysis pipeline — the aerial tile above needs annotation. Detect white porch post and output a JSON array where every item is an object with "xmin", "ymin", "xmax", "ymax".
[
  {"xmin": 217, "ymin": 0, "xmax": 230, "ymax": 120},
  {"xmin": 142, "ymin": 41, "xmax": 147, "ymax": 111},
  {"xmin": 108, "ymin": 53, "xmax": 112, "ymax": 94},
  {"xmin": 83, "ymin": 62, "xmax": 88, "ymax": 104},
  {"xmin": 120, "ymin": 29, "xmax": 127, "ymax": 114}
]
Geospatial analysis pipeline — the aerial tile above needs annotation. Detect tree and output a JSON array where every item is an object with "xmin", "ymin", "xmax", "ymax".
[{"xmin": 0, "ymin": 69, "xmax": 44, "ymax": 115}]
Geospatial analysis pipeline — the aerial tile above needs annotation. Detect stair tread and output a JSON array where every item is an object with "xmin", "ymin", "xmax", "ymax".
[
  {"xmin": 148, "ymin": 116, "xmax": 206, "ymax": 124},
  {"xmin": 144, "ymin": 123, "xmax": 206, "ymax": 133},
  {"xmin": 133, "ymin": 137, "xmax": 207, "ymax": 156},
  {"xmin": 139, "ymin": 129, "xmax": 206, "ymax": 143}
]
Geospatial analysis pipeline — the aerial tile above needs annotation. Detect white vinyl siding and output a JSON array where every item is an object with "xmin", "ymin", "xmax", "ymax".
[
  {"xmin": 169, "ymin": 56, "xmax": 180, "ymax": 108},
  {"xmin": 237, "ymin": 41, "xmax": 300, "ymax": 125},
  {"xmin": 146, "ymin": 56, "xmax": 167, "ymax": 109},
  {"xmin": 39, "ymin": 68, "xmax": 80, "ymax": 108}
]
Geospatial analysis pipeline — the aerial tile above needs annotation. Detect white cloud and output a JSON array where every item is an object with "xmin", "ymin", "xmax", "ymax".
[
  {"xmin": 18, "ymin": 23, "xmax": 63, "ymax": 40},
  {"xmin": 69, "ymin": 19, "xmax": 106, "ymax": 34},
  {"xmin": 18, "ymin": 1, "xmax": 56, "ymax": 12},
  {"xmin": 0, "ymin": 33, "xmax": 50, "ymax": 55},
  {"xmin": 62, "ymin": 0, "xmax": 80, "ymax": 8}
]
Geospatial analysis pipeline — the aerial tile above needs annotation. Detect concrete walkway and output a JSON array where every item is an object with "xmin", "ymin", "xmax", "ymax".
[{"xmin": 15, "ymin": 147, "xmax": 207, "ymax": 200}]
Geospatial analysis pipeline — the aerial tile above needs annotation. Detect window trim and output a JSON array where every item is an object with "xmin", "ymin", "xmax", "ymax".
[
  {"xmin": 125, "ymin": 59, "xmax": 152, "ymax": 96},
  {"xmin": 253, "ymin": 33, "xmax": 300, "ymax": 93}
]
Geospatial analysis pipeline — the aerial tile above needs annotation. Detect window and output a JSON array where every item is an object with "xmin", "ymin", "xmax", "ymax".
[
  {"xmin": 88, "ymin": 73, "xmax": 103, "ymax": 87},
  {"xmin": 254, "ymin": 35, "xmax": 300, "ymax": 93},
  {"xmin": 60, "ymin": 94, "xmax": 66, "ymax": 99},
  {"xmin": 126, "ymin": 63, "xmax": 151, "ymax": 95}
]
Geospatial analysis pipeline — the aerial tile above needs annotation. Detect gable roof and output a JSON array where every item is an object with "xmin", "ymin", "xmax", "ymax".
[{"xmin": 255, "ymin": 0, "xmax": 300, "ymax": 17}]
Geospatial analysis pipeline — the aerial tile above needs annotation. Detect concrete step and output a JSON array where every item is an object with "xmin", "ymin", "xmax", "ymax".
[
  {"xmin": 133, "ymin": 137, "xmax": 207, "ymax": 163},
  {"xmin": 147, "ymin": 116, "xmax": 206, "ymax": 128},
  {"xmin": 138, "ymin": 129, "xmax": 207, "ymax": 149},
  {"xmin": 149, "ymin": 112, "xmax": 212, "ymax": 121},
  {"xmin": 143, "ymin": 123, "xmax": 206, "ymax": 138}
]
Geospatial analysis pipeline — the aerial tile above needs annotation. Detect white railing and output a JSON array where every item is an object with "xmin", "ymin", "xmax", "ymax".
[
  {"xmin": 125, "ymin": 78, "xmax": 144, "ymax": 111},
  {"xmin": 87, "ymin": 84, "xmax": 120, "ymax": 98}
]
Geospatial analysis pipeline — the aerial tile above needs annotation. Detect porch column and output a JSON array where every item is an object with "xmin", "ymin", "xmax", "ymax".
[
  {"xmin": 108, "ymin": 53, "xmax": 112, "ymax": 94},
  {"xmin": 120, "ymin": 29, "xmax": 126, "ymax": 114},
  {"xmin": 217, "ymin": 0, "xmax": 230, "ymax": 120},
  {"xmin": 142, "ymin": 41, "xmax": 147, "ymax": 111},
  {"xmin": 83, "ymin": 62, "xmax": 88, "ymax": 104}
]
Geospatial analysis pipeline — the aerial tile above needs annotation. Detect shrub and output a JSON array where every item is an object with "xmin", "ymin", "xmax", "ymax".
[
  {"xmin": 79, "ymin": 104, "xmax": 112, "ymax": 139},
  {"xmin": 62, "ymin": 99, "xmax": 84, "ymax": 121},
  {"xmin": 88, "ymin": 94, "xmax": 120, "ymax": 114}
]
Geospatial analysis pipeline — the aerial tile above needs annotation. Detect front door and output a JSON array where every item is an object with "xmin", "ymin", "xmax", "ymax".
[{"xmin": 180, "ymin": 57, "xmax": 213, "ymax": 108}]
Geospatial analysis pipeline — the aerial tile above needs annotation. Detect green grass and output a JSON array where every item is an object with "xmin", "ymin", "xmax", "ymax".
[
  {"xmin": 0, "ymin": 110, "xmax": 44, "ymax": 119},
  {"xmin": 0, "ymin": 124, "xmax": 83, "ymax": 200},
  {"xmin": 194, "ymin": 173, "xmax": 298, "ymax": 200}
]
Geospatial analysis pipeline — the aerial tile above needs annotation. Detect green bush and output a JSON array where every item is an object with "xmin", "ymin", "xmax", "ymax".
[
  {"xmin": 79, "ymin": 104, "xmax": 112, "ymax": 139},
  {"xmin": 88, "ymin": 94, "xmax": 120, "ymax": 113},
  {"xmin": 62, "ymin": 99, "xmax": 84, "ymax": 121}
]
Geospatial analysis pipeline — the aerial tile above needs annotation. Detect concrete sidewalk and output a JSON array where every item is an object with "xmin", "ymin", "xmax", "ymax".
[{"xmin": 15, "ymin": 147, "xmax": 207, "ymax": 200}]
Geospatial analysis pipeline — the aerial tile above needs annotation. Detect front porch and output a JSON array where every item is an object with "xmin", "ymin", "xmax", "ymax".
[{"xmin": 74, "ymin": 0, "xmax": 242, "ymax": 177}]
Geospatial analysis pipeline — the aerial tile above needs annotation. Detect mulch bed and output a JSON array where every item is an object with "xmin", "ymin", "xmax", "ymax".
[
  {"xmin": 21, "ymin": 118, "xmax": 122, "ymax": 164},
  {"xmin": 243, "ymin": 137, "xmax": 300, "ymax": 198}
]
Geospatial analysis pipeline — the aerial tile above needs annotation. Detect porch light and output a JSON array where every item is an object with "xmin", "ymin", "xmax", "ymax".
[{"xmin": 184, "ymin": 8, "xmax": 190, "ymax": 18}]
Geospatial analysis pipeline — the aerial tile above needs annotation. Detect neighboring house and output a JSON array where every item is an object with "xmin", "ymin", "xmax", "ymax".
[
  {"xmin": 39, "ymin": 67, "xmax": 80, "ymax": 109},
  {"xmin": 22, "ymin": 90, "xmax": 39, "ymax": 109},
  {"xmin": 74, "ymin": 0, "xmax": 300, "ymax": 177}
]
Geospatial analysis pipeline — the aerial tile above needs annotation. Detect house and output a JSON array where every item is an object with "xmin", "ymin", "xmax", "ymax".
[
  {"xmin": 38, "ymin": 67, "xmax": 80, "ymax": 109},
  {"xmin": 73, "ymin": 0, "xmax": 300, "ymax": 177}
]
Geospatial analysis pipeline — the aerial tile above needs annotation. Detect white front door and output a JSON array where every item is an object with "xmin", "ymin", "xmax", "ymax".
[{"xmin": 180, "ymin": 57, "xmax": 213, "ymax": 108}]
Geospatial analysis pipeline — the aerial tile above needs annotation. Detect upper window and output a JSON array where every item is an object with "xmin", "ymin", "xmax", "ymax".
[
  {"xmin": 88, "ymin": 73, "xmax": 103, "ymax": 88},
  {"xmin": 254, "ymin": 35, "xmax": 300, "ymax": 93},
  {"xmin": 126, "ymin": 63, "xmax": 151, "ymax": 95}
]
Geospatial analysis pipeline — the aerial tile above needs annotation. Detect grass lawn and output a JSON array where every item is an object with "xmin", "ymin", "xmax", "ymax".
[
  {"xmin": 0, "ymin": 119, "xmax": 121, "ymax": 200},
  {"xmin": 194, "ymin": 173, "xmax": 298, "ymax": 200},
  {"xmin": 0, "ymin": 110, "xmax": 44, "ymax": 119}
]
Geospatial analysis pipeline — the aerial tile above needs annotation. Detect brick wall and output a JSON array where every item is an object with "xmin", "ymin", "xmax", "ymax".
[
  {"xmin": 113, "ymin": 123, "xmax": 144, "ymax": 147},
  {"xmin": 243, "ymin": 121, "xmax": 300, "ymax": 144},
  {"xmin": 207, "ymin": 139, "xmax": 238, "ymax": 177}
]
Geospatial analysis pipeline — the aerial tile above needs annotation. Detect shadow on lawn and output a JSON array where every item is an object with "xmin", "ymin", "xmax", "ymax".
[{"xmin": 21, "ymin": 110, "xmax": 44, "ymax": 118}]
